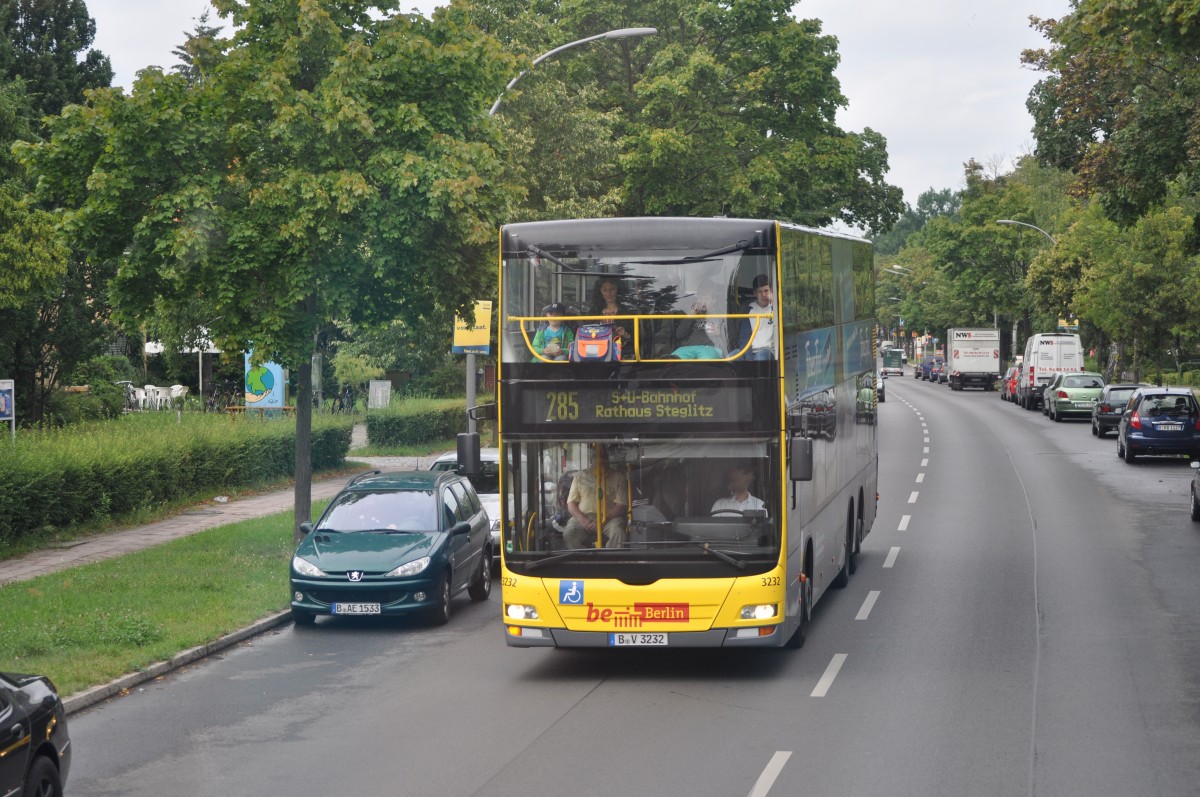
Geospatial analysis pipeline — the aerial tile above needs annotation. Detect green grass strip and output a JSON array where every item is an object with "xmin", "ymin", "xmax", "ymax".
[{"xmin": 0, "ymin": 501, "xmax": 328, "ymax": 697}]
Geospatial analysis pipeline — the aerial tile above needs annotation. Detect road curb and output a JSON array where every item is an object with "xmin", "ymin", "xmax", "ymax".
[{"xmin": 63, "ymin": 611, "xmax": 294, "ymax": 715}]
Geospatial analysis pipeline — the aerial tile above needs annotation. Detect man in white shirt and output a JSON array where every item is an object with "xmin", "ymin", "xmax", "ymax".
[
  {"xmin": 733, "ymin": 274, "xmax": 774, "ymax": 360},
  {"xmin": 711, "ymin": 464, "xmax": 766, "ymax": 515}
]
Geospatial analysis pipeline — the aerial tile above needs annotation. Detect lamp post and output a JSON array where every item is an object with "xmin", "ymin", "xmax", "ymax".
[
  {"xmin": 996, "ymin": 219, "xmax": 1056, "ymax": 362},
  {"xmin": 488, "ymin": 27, "xmax": 658, "ymax": 117},
  {"xmin": 996, "ymin": 219, "xmax": 1056, "ymax": 245},
  {"xmin": 468, "ymin": 27, "xmax": 657, "ymax": 434}
]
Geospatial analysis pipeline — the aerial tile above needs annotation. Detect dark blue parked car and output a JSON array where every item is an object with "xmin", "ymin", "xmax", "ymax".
[{"xmin": 1117, "ymin": 387, "xmax": 1200, "ymax": 463}]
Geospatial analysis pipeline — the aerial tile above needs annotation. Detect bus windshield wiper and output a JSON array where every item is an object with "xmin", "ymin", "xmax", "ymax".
[
  {"xmin": 637, "ymin": 540, "xmax": 748, "ymax": 569},
  {"xmin": 625, "ymin": 239, "xmax": 752, "ymax": 265},
  {"xmin": 526, "ymin": 243, "xmax": 573, "ymax": 271},
  {"xmin": 524, "ymin": 547, "xmax": 610, "ymax": 570}
]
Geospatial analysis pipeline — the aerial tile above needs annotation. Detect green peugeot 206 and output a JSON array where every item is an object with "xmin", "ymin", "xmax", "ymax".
[
  {"xmin": 290, "ymin": 470, "xmax": 493, "ymax": 626},
  {"xmin": 1046, "ymin": 371, "xmax": 1106, "ymax": 422}
]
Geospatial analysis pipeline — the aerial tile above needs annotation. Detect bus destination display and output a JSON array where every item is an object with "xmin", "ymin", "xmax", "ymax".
[{"xmin": 524, "ymin": 386, "xmax": 754, "ymax": 425}]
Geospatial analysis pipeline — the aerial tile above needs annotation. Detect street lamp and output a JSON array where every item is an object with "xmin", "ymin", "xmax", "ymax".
[
  {"xmin": 470, "ymin": 27, "xmax": 657, "ymax": 433},
  {"xmin": 488, "ymin": 27, "xmax": 658, "ymax": 117},
  {"xmin": 996, "ymin": 219, "xmax": 1056, "ymax": 245}
]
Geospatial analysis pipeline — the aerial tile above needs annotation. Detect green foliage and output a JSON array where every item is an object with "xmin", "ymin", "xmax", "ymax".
[
  {"xmin": 0, "ymin": 413, "xmax": 353, "ymax": 543},
  {"xmin": 482, "ymin": 0, "xmax": 904, "ymax": 234},
  {"xmin": 365, "ymin": 397, "xmax": 469, "ymax": 446}
]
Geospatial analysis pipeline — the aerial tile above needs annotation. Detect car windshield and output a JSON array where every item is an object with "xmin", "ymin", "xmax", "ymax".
[{"xmin": 318, "ymin": 490, "xmax": 437, "ymax": 532}]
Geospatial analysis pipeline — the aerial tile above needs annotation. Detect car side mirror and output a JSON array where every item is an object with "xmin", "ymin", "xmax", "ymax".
[
  {"xmin": 299, "ymin": 521, "xmax": 314, "ymax": 536},
  {"xmin": 452, "ymin": 520, "xmax": 472, "ymax": 536}
]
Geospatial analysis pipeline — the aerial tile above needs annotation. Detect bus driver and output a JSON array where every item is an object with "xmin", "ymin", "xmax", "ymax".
[{"xmin": 710, "ymin": 463, "xmax": 765, "ymax": 515}]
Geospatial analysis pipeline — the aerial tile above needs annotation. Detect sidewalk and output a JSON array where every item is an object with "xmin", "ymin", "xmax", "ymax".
[{"xmin": 0, "ymin": 452, "xmax": 439, "ymax": 588}]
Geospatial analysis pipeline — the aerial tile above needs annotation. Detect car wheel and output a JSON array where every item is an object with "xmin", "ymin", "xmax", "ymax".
[
  {"xmin": 291, "ymin": 607, "xmax": 315, "ymax": 626},
  {"xmin": 468, "ymin": 549, "xmax": 493, "ymax": 601},
  {"xmin": 1091, "ymin": 419, "xmax": 1098, "ymax": 435},
  {"xmin": 1192, "ymin": 485, "xmax": 1200, "ymax": 522},
  {"xmin": 1053, "ymin": 407, "xmax": 1062, "ymax": 422},
  {"xmin": 1124, "ymin": 443, "xmax": 1136, "ymax": 463},
  {"xmin": 427, "ymin": 572, "xmax": 452, "ymax": 625},
  {"xmin": 22, "ymin": 756, "xmax": 63, "ymax": 797},
  {"xmin": 1097, "ymin": 424, "xmax": 1108, "ymax": 438}
]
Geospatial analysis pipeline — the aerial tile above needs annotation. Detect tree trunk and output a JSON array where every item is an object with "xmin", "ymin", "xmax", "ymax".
[{"xmin": 293, "ymin": 344, "xmax": 314, "ymax": 544}]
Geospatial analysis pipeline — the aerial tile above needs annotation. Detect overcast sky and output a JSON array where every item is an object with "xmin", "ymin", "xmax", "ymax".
[{"xmin": 87, "ymin": 0, "xmax": 1072, "ymax": 208}]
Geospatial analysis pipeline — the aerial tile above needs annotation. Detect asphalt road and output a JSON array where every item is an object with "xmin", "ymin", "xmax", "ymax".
[{"xmin": 65, "ymin": 373, "xmax": 1200, "ymax": 796}]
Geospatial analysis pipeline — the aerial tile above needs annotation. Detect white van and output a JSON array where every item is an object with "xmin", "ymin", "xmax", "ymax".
[{"xmin": 1017, "ymin": 332, "xmax": 1084, "ymax": 410}]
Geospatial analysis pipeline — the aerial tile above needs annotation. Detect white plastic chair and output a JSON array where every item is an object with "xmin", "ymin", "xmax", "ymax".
[
  {"xmin": 143, "ymin": 385, "xmax": 159, "ymax": 410},
  {"xmin": 131, "ymin": 387, "xmax": 146, "ymax": 411},
  {"xmin": 169, "ymin": 384, "xmax": 189, "ymax": 409}
]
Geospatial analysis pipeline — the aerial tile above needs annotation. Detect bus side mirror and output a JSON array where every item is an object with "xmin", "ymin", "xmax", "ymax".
[
  {"xmin": 789, "ymin": 436, "xmax": 813, "ymax": 482},
  {"xmin": 457, "ymin": 432, "xmax": 481, "ymax": 477},
  {"xmin": 467, "ymin": 403, "xmax": 496, "ymax": 422}
]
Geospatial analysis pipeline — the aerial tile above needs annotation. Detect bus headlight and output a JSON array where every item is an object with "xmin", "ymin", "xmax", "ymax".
[
  {"xmin": 740, "ymin": 604, "xmax": 778, "ymax": 620},
  {"xmin": 506, "ymin": 604, "xmax": 539, "ymax": 620}
]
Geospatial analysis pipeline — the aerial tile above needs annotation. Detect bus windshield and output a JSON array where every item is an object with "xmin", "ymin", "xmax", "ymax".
[
  {"xmin": 501, "ymin": 437, "xmax": 781, "ymax": 571},
  {"xmin": 501, "ymin": 242, "xmax": 774, "ymax": 363}
]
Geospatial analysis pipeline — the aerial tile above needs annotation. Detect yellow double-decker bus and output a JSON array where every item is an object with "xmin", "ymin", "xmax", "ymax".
[{"xmin": 481, "ymin": 217, "xmax": 876, "ymax": 648}]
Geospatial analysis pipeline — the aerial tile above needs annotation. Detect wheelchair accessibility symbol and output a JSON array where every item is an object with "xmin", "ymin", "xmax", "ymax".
[{"xmin": 559, "ymin": 580, "xmax": 584, "ymax": 605}]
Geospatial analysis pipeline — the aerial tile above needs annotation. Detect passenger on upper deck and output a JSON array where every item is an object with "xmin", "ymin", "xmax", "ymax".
[
  {"xmin": 591, "ymin": 277, "xmax": 633, "ymax": 353},
  {"xmin": 531, "ymin": 303, "xmax": 574, "ymax": 361},
  {"xmin": 732, "ymin": 274, "xmax": 775, "ymax": 360},
  {"xmin": 667, "ymin": 282, "xmax": 727, "ymax": 359},
  {"xmin": 710, "ymin": 463, "xmax": 766, "ymax": 516}
]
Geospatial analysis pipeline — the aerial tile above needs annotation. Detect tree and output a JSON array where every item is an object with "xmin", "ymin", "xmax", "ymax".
[
  {"xmin": 0, "ymin": 0, "xmax": 112, "ymax": 423},
  {"xmin": 476, "ymin": 0, "xmax": 904, "ymax": 234},
  {"xmin": 20, "ymin": 0, "xmax": 517, "ymax": 534},
  {"xmin": 1025, "ymin": 2, "xmax": 1200, "ymax": 223}
]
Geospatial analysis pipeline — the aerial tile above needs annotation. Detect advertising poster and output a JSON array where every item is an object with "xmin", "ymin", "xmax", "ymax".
[
  {"xmin": 452, "ymin": 300, "xmax": 493, "ymax": 355},
  {"xmin": 244, "ymin": 353, "xmax": 286, "ymax": 408},
  {"xmin": 0, "ymin": 379, "xmax": 13, "ymax": 421}
]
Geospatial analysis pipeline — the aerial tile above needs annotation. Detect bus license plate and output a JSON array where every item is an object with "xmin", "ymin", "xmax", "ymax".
[
  {"xmin": 609, "ymin": 633, "xmax": 667, "ymax": 646},
  {"xmin": 333, "ymin": 602, "xmax": 381, "ymax": 615}
]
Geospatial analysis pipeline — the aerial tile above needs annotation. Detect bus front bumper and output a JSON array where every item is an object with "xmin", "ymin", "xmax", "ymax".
[{"xmin": 503, "ymin": 626, "xmax": 786, "ymax": 648}]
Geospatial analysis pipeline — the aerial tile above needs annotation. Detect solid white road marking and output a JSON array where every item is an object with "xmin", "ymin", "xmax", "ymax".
[
  {"xmin": 811, "ymin": 654, "xmax": 848, "ymax": 697},
  {"xmin": 883, "ymin": 547, "xmax": 900, "ymax": 568},
  {"xmin": 856, "ymin": 591, "xmax": 880, "ymax": 619},
  {"xmin": 908, "ymin": 492, "xmax": 919, "ymax": 503},
  {"xmin": 898, "ymin": 515, "xmax": 910, "ymax": 531},
  {"xmin": 915, "ymin": 472, "xmax": 925, "ymax": 483},
  {"xmin": 747, "ymin": 751, "xmax": 792, "ymax": 797}
]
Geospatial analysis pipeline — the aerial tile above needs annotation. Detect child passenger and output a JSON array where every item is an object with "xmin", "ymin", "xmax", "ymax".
[{"xmin": 532, "ymin": 303, "xmax": 574, "ymax": 361}]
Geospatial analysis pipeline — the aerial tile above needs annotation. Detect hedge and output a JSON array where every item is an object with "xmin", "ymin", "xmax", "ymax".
[
  {"xmin": 364, "ymin": 398, "xmax": 470, "ymax": 447},
  {"xmin": 0, "ymin": 413, "xmax": 353, "ymax": 545}
]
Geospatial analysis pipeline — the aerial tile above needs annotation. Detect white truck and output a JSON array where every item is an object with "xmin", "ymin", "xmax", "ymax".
[
  {"xmin": 946, "ymin": 328, "xmax": 1001, "ymax": 391},
  {"xmin": 1016, "ymin": 332, "xmax": 1084, "ymax": 410}
]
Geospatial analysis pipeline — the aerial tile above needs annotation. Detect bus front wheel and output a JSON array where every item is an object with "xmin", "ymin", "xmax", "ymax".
[{"xmin": 787, "ymin": 570, "xmax": 812, "ymax": 649}]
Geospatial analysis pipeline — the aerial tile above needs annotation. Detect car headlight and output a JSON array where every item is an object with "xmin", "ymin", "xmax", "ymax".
[
  {"xmin": 292, "ymin": 556, "xmax": 325, "ymax": 577},
  {"xmin": 386, "ymin": 556, "xmax": 431, "ymax": 577}
]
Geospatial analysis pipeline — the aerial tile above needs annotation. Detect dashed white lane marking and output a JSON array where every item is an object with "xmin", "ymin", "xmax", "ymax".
[
  {"xmin": 915, "ymin": 472, "xmax": 925, "ymax": 483},
  {"xmin": 923, "ymin": 436, "xmax": 930, "ymax": 443},
  {"xmin": 921, "ymin": 458, "xmax": 928, "ymax": 466},
  {"xmin": 856, "ymin": 591, "xmax": 881, "ymax": 620},
  {"xmin": 898, "ymin": 515, "xmax": 910, "ymax": 531},
  {"xmin": 811, "ymin": 654, "xmax": 848, "ymax": 697},
  {"xmin": 883, "ymin": 547, "xmax": 900, "ymax": 568},
  {"xmin": 747, "ymin": 751, "xmax": 792, "ymax": 797},
  {"xmin": 908, "ymin": 492, "xmax": 919, "ymax": 503},
  {"xmin": 923, "ymin": 446, "xmax": 929, "ymax": 454}
]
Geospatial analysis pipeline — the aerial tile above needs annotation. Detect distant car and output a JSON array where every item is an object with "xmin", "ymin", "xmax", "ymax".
[
  {"xmin": 1116, "ymin": 387, "xmax": 1200, "ymax": 463},
  {"xmin": 877, "ymin": 370, "xmax": 886, "ymax": 403},
  {"xmin": 919, "ymin": 356, "xmax": 943, "ymax": 381},
  {"xmin": 290, "ymin": 470, "xmax": 492, "ymax": 625},
  {"xmin": 1091, "ymin": 383, "xmax": 1140, "ymax": 437},
  {"xmin": 1046, "ymin": 372, "xmax": 1104, "ymax": 422},
  {"xmin": 431, "ymin": 448, "xmax": 501, "ymax": 553},
  {"xmin": 0, "ymin": 671, "xmax": 71, "ymax": 797},
  {"xmin": 1000, "ymin": 366, "xmax": 1019, "ymax": 401},
  {"xmin": 937, "ymin": 363, "xmax": 949, "ymax": 384},
  {"xmin": 1041, "ymin": 373, "xmax": 1066, "ymax": 416}
]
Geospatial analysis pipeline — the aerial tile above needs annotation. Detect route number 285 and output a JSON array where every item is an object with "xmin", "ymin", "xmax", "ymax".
[{"xmin": 545, "ymin": 390, "xmax": 579, "ymax": 421}]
